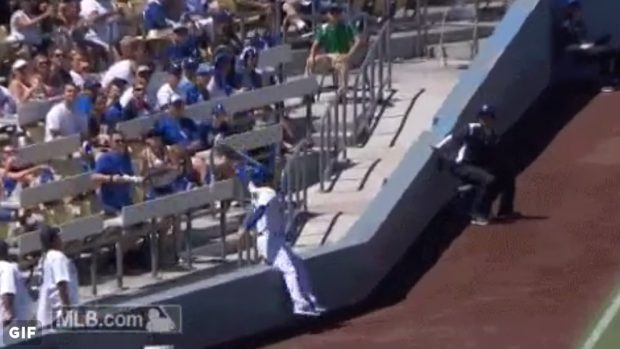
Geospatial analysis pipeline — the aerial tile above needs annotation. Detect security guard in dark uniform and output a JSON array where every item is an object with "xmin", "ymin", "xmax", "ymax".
[{"xmin": 433, "ymin": 105, "xmax": 519, "ymax": 226}]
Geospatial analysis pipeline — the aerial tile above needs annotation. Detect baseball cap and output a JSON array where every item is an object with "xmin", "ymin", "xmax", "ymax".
[
  {"xmin": 169, "ymin": 94, "xmax": 184, "ymax": 105},
  {"xmin": 167, "ymin": 62, "xmax": 183, "ymax": 76},
  {"xmin": 212, "ymin": 103, "xmax": 226, "ymax": 115},
  {"xmin": 478, "ymin": 104, "xmax": 495, "ymax": 119},
  {"xmin": 197, "ymin": 63, "xmax": 214, "ymax": 75},
  {"xmin": 11, "ymin": 59, "xmax": 27, "ymax": 71},
  {"xmin": 183, "ymin": 58, "xmax": 199, "ymax": 71},
  {"xmin": 39, "ymin": 225, "xmax": 61, "ymax": 249},
  {"xmin": 84, "ymin": 79, "xmax": 101, "ymax": 90},
  {"xmin": 137, "ymin": 65, "xmax": 152, "ymax": 74}
]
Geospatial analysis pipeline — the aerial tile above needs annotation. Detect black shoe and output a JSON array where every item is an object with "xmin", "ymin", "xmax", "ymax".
[{"xmin": 495, "ymin": 211, "xmax": 523, "ymax": 221}]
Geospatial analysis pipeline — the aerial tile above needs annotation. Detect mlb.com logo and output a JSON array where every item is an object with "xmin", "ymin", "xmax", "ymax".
[{"xmin": 1, "ymin": 321, "xmax": 42, "ymax": 345}]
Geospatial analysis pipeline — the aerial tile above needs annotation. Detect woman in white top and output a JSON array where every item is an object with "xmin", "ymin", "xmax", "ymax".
[
  {"xmin": 36, "ymin": 226, "xmax": 80, "ymax": 333},
  {"xmin": 8, "ymin": 0, "xmax": 53, "ymax": 46},
  {"xmin": 8, "ymin": 59, "xmax": 42, "ymax": 103},
  {"xmin": 80, "ymin": 0, "xmax": 122, "ymax": 45}
]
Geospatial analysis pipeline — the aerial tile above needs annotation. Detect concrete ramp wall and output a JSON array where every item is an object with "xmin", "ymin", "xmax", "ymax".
[{"xmin": 2, "ymin": 1, "xmax": 564, "ymax": 348}]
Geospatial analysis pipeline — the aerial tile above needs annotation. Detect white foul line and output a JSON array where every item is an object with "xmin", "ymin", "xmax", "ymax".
[{"xmin": 581, "ymin": 288, "xmax": 620, "ymax": 349}]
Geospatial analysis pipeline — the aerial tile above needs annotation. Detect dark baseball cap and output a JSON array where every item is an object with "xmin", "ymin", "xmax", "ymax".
[{"xmin": 39, "ymin": 225, "xmax": 61, "ymax": 249}]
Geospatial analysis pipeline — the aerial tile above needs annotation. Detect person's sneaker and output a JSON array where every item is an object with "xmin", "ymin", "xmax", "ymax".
[
  {"xmin": 471, "ymin": 217, "xmax": 489, "ymax": 226},
  {"xmin": 293, "ymin": 305, "xmax": 321, "ymax": 317},
  {"xmin": 601, "ymin": 85, "xmax": 615, "ymax": 93}
]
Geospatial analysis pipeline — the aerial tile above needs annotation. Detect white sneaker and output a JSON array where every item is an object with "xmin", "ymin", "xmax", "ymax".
[{"xmin": 293, "ymin": 305, "xmax": 321, "ymax": 317}]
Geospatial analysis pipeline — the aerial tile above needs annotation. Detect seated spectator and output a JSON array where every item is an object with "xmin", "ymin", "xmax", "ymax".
[
  {"xmin": 178, "ymin": 58, "xmax": 198, "ymax": 98},
  {"xmin": 45, "ymin": 83, "xmax": 87, "ymax": 141},
  {"xmin": 185, "ymin": 63, "xmax": 212, "ymax": 105},
  {"xmin": 557, "ymin": 0, "xmax": 619, "ymax": 92},
  {"xmin": 306, "ymin": 4, "xmax": 361, "ymax": 96},
  {"xmin": 155, "ymin": 94, "xmax": 210, "ymax": 182},
  {"xmin": 121, "ymin": 81, "xmax": 154, "ymax": 121},
  {"xmin": 1, "ymin": 145, "xmax": 55, "ymax": 197},
  {"xmin": 143, "ymin": 0, "xmax": 174, "ymax": 32},
  {"xmin": 102, "ymin": 83, "xmax": 124, "ymax": 128},
  {"xmin": 87, "ymin": 93, "xmax": 108, "ymax": 139},
  {"xmin": 167, "ymin": 24, "xmax": 199, "ymax": 63},
  {"xmin": 120, "ymin": 65, "xmax": 153, "ymax": 107},
  {"xmin": 49, "ymin": 48, "xmax": 73, "ymax": 89},
  {"xmin": 157, "ymin": 63, "xmax": 183, "ymax": 110},
  {"xmin": 198, "ymin": 103, "xmax": 235, "ymax": 182},
  {"xmin": 74, "ymin": 79, "xmax": 102, "ymax": 115},
  {"xmin": 69, "ymin": 50, "xmax": 91, "ymax": 88},
  {"xmin": 208, "ymin": 52, "xmax": 238, "ymax": 99},
  {"xmin": 91, "ymin": 131, "xmax": 140, "ymax": 215},
  {"xmin": 139, "ymin": 129, "xmax": 185, "ymax": 200},
  {"xmin": 0, "ymin": 85, "xmax": 17, "ymax": 116},
  {"xmin": 8, "ymin": 59, "xmax": 40, "ymax": 103},
  {"xmin": 237, "ymin": 46, "xmax": 265, "ymax": 91}
]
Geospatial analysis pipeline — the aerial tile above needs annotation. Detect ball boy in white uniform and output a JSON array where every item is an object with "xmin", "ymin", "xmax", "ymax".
[{"xmin": 237, "ymin": 163, "xmax": 326, "ymax": 316}]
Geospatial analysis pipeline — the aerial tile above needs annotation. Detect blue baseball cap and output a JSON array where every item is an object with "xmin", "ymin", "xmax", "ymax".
[
  {"xmin": 183, "ymin": 58, "xmax": 199, "ymax": 71},
  {"xmin": 478, "ymin": 104, "xmax": 495, "ymax": 119},
  {"xmin": 212, "ymin": 103, "xmax": 226, "ymax": 115},
  {"xmin": 83, "ymin": 78, "xmax": 101, "ymax": 90},
  {"xmin": 197, "ymin": 63, "xmax": 214, "ymax": 75},
  {"xmin": 168, "ymin": 62, "xmax": 183, "ymax": 75}
]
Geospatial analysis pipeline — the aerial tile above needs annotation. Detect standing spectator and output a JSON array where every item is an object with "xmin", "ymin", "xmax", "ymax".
[
  {"xmin": 306, "ymin": 4, "xmax": 361, "ymax": 95},
  {"xmin": 8, "ymin": 0, "xmax": 53, "ymax": 49},
  {"xmin": 143, "ymin": 0, "xmax": 174, "ymax": 31},
  {"xmin": 101, "ymin": 36, "xmax": 138, "ymax": 88},
  {"xmin": 0, "ymin": 239, "xmax": 34, "ymax": 330},
  {"xmin": 91, "ymin": 131, "xmax": 139, "ymax": 215},
  {"xmin": 49, "ymin": 47, "xmax": 73, "ymax": 88},
  {"xmin": 69, "ymin": 50, "xmax": 91, "ymax": 88},
  {"xmin": 45, "ymin": 83, "xmax": 87, "ymax": 141},
  {"xmin": 8, "ymin": 59, "xmax": 40, "ymax": 103},
  {"xmin": 36, "ymin": 225, "xmax": 80, "ymax": 332},
  {"xmin": 80, "ymin": 0, "xmax": 122, "ymax": 46},
  {"xmin": 167, "ymin": 24, "xmax": 199, "ymax": 62},
  {"xmin": 33, "ymin": 54, "xmax": 60, "ymax": 97},
  {"xmin": 156, "ymin": 63, "xmax": 182, "ymax": 110},
  {"xmin": 185, "ymin": 63, "xmax": 212, "ymax": 105}
]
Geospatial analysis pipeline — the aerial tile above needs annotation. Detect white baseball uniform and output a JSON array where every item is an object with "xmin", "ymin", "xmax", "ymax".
[{"xmin": 249, "ymin": 182, "xmax": 320, "ymax": 313}]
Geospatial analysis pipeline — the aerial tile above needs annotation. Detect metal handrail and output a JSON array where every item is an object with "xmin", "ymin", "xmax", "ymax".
[
  {"xmin": 437, "ymin": 0, "xmax": 480, "ymax": 67},
  {"xmin": 317, "ymin": 16, "xmax": 393, "ymax": 192}
]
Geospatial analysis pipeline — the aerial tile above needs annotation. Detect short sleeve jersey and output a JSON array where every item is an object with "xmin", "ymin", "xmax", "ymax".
[{"xmin": 315, "ymin": 22, "xmax": 356, "ymax": 54}]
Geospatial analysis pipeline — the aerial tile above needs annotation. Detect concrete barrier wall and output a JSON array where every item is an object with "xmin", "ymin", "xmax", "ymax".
[{"xmin": 2, "ymin": 1, "xmax": 560, "ymax": 349}]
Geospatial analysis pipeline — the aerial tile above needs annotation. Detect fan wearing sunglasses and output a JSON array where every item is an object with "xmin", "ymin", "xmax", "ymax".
[{"xmin": 91, "ymin": 131, "xmax": 142, "ymax": 215}]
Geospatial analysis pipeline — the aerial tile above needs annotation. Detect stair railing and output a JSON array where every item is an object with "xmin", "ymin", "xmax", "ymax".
[
  {"xmin": 317, "ymin": 11, "xmax": 393, "ymax": 192},
  {"xmin": 437, "ymin": 0, "xmax": 480, "ymax": 67}
]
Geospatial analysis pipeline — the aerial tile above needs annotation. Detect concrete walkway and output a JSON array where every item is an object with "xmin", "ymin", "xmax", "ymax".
[{"xmin": 294, "ymin": 59, "xmax": 462, "ymax": 251}]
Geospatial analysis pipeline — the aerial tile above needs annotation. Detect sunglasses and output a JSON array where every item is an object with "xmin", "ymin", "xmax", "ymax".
[
  {"xmin": 38, "ymin": 60, "xmax": 50, "ymax": 65},
  {"xmin": 133, "ymin": 87, "xmax": 144, "ymax": 92},
  {"xmin": 112, "ymin": 138, "xmax": 124, "ymax": 144},
  {"xmin": 54, "ymin": 52, "xmax": 64, "ymax": 58}
]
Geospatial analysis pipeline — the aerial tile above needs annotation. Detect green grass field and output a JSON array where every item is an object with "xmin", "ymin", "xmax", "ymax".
[{"xmin": 577, "ymin": 283, "xmax": 620, "ymax": 349}]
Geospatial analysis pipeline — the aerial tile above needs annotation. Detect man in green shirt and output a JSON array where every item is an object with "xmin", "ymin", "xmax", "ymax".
[{"xmin": 306, "ymin": 4, "xmax": 362, "ymax": 95}]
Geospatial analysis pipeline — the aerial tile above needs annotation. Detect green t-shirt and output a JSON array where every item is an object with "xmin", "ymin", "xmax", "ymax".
[{"xmin": 316, "ymin": 22, "xmax": 356, "ymax": 54}]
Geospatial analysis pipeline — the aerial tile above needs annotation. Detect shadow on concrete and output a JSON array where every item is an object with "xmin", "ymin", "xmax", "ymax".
[{"xmin": 209, "ymin": 82, "xmax": 599, "ymax": 349}]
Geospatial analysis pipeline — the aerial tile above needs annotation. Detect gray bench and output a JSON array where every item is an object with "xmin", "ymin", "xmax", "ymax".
[{"xmin": 117, "ymin": 77, "xmax": 319, "ymax": 139}]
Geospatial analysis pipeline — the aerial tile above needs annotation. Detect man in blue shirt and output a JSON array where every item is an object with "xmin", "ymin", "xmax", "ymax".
[
  {"xmin": 178, "ymin": 58, "xmax": 198, "ymax": 98},
  {"xmin": 74, "ymin": 79, "xmax": 101, "ymax": 115},
  {"xmin": 167, "ymin": 24, "xmax": 199, "ymax": 63},
  {"xmin": 186, "ymin": 63, "xmax": 212, "ymax": 105},
  {"xmin": 92, "ymin": 131, "xmax": 140, "ymax": 215},
  {"xmin": 155, "ymin": 94, "xmax": 202, "ymax": 151},
  {"xmin": 143, "ymin": 0, "xmax": 173, "ymax": 31}
]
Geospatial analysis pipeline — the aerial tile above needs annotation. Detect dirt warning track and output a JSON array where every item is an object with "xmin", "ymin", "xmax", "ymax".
[{"xmin": 214, "ymin": 83, "xmax": 620, "ymax": 349}]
